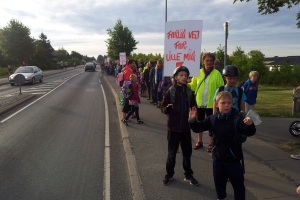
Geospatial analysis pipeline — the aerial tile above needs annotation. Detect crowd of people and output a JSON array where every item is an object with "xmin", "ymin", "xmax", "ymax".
[{"xmin": 108, "ymin": 53, "xmax": 269, "ymax": 199}]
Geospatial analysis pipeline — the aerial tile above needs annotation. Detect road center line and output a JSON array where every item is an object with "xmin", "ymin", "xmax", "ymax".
[{"xmin": 100, "ymin": 79, "xmax": 110, "ymax": 200}]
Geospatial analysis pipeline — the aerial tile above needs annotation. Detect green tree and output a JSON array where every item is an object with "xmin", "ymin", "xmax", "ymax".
[
  {"xmin": 97, "ymin": 55, "xmax": 104, "ymax": 63},
  {"xmin": 31, "ymin": 32, "xmax": 55, "ymax": 70},
  {"xmin": 55, "ymin": 47, "xmax": 69, "ymax": 63},
  {"xmin": 0, "ymin": 19, "xmax": 35, "ymax": 65},
  {"xmin": 229, "ymin": 46, "xmax": 248, "ymax": 80},
  {"xmin": 233, "ymin": 0, "xmax": 300, "ymax": 28},
  {"xmin": 71, "ymin": 51, "xmax": 83, "ymax": 62},
  {"xmin": 129, "ymin": 53, "xmax": 163, "ymax": 63},
  {"xmin": 214, "ymin": 44, "xmax": 225, "ymax": 67},
  {"xmin": 247, "ymin": 50, "xmax": 268, "ymax": 79},
  {"xmin": 106, "ymin": 19, "xmax": 138, "ymax": 60}
]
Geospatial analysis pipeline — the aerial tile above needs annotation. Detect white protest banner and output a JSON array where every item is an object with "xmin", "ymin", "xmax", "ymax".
[
  {"xmin": 107, "ymin": 57, "xmax": 110, "ymax": 63},
  {"xmin": 163, "ymin": 20, "xmax": 203, "ymax": 77},
  {"xmin": 119, "ymin": 52, "xmax": 126, "ymax": 65}
]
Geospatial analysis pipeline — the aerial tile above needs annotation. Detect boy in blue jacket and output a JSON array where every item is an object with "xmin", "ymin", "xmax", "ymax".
[
  {"xmin": 189, "ymin": 91, "xmax": 256, "ymax": 200},
  {"xmin": 243, "ymin": 71, "xmax": 259, "ymax": 114}
]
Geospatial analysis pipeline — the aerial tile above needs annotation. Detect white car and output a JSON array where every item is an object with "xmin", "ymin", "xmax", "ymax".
[{"xmin": 9, "ymin": 66, "xmax": 43, "ymax": 86}]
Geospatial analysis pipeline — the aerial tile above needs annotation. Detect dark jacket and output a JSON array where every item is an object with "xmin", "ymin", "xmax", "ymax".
[
  {"xmin": 189, "ymin": 108, "xmax": 256, "ymax": 163},
  {"xmin": 161, "ymin": 85, "xmax": 196, "ymax": 132},
  {"xmin": 144, "ymin": 67, "xmax": 150, "ymax": 82},
  {"xmin": 149, "ymin": 66, "xmax": 155, "ymax": 83}
]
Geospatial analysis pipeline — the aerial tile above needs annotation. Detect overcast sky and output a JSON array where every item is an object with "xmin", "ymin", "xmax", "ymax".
[{"xmin": 1, "ymin": 0, "xmax": 299, "ymax": 59}]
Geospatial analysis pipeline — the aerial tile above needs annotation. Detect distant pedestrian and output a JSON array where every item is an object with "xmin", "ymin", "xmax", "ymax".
[
  {"xmin": 121, "ymin": 60, "xmax": 136, "ymax": 122},
  {"xmin": 214, "ymin": 58, "xmax": 223, "ymax": 74},
  {"xmin": 160, "ymin": 76, "xmax": 172, "ymax": 98},
  {"xmin": 161, "ymin": 66, "xmax": 199, "ymax": 186},
  {"xmin": 139, "ymin": 68, "xmax": 146, "ymax": 97},
  {"xmin": 122, "ymin": 74, "xmax": 144, "ymax": 125},
  {"xmin": 242, "ymin": 71, "xmax": 259, "ymax": 114},
  {"xmin": 189, "ymin": 91, "xmax": 256, "ymax": 199},
  {"xmin": 149, "ymin": 61, "xmax": 156, "ymax": 101},
  {"xmin": 20, "ymin": 61, "xmax": 26, "ymax": 67},
  {"xmin": 153, "ymin": 60, "xmax": 163, "ymax": 107},
  {"xmin": 7, "ymin": 65, "xmax": 14, "ymax": 76}
]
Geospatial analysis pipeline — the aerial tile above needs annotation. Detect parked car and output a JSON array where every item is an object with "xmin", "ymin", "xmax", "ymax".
[
  {"xmin": 9, "ymin": 66, "xmax": 43, "ymax": 86},
  {"xmin": 85, "ymin": 62, "xmax": 96, "ymax": 72}
]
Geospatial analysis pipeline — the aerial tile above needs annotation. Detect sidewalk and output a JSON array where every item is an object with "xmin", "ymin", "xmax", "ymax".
[{"xmin": 103, "ymin": 75, "xmax": 300, "ymax": 200}]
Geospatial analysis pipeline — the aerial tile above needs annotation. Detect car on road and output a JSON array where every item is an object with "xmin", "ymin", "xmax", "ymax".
[
  {"xmin": 84, "ymin": 62, "xmax": 96, "ymax": 72},
  {"xmin": 9, "ymin": 66, "xmax": 43, "ymax": 86}
]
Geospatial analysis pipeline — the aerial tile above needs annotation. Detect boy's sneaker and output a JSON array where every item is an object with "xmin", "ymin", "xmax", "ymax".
[
  {"xmin": 290, "ymin": 154, "xmax": 300, "ymax": 160},
  {"xmin": 162, "ymin": 174, "xmax": 173, "ymax": 185},
  {"xmin": 184, "ymin": 175, "xmax": 199, "ymax": 186}
]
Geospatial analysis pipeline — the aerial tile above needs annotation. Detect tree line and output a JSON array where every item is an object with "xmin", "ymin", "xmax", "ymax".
[
  {"xmin": 1, "ymin": 18, "xmax": 299, "ymax": 86},
  {"xmin": 0, "ymin": 19, "xmax": 104, "ymax": 70}
]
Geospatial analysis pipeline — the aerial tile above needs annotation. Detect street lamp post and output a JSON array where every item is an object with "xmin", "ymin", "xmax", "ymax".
[
  {"xmin": 165, "ymin": 0, "xmax": 167, "ymax": 22},
  {"xmin": 223, "ymin": 21, "xmax": 230, "ymax": 67}
]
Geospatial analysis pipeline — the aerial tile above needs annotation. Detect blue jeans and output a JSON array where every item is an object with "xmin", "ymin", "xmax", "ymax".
[{"xmin": 213, "ymin": 161, "xmax": 245, "ymax": 200}]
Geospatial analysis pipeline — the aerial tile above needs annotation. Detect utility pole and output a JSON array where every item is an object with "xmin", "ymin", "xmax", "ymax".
[
  {"xmin": 223, "ymin": 21, "xmax": 229, "ymax": 67},
  {"xmin": 165, "ymin": 0, "xmax": 167, "ymax": 22}
]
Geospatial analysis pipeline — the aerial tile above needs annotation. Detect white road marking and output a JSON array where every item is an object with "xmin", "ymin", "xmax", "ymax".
[
  {"xmin": 101, "ymin": 78, "xmax": 110, "ymax": 200},
  {"xmin": 0, "ymin": 73, "xmax": 82, "ymax": 123}
]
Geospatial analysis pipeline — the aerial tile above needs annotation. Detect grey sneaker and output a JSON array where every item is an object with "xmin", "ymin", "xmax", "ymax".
[
  {"xmin": 163, "ymin": 174, "xmax": 173, "ymax": 185},
  {"xmin": 184, "ymin": 175, "xmax": 199, "ymax": 186}
]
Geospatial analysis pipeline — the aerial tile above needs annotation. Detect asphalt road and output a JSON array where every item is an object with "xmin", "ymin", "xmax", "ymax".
[{"xmin": 0, "ymin": 69, "xmax": 132, "ymax": 199}]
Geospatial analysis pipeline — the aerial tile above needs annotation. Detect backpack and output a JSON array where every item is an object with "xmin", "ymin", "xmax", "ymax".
[
  {"xmin": 116, "ymin": 72, "xmax": 124, "ymax": 87},
  {"xmin": 238, "ymin": 81, "xmax": 250, "ymax": 93},
  {"xmin": 169, "ymin": 86, "xmax": 193, "ymax": 108},
  {"xmin": 122, "ymin": 80, "xmax": 133, "ymax": 99},
  {"xmin": 219, "ymin": 86, "xmax": 243, "ymax": 111}
]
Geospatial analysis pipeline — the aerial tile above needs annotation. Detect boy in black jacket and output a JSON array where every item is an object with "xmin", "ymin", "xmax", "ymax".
[
  {"xmin": 188, "ymin": 91, "xmax": 256, "ymax": 200},
  {"xmin": 161, "ymin": 66, "xmax": 199, "ymax": 186}
]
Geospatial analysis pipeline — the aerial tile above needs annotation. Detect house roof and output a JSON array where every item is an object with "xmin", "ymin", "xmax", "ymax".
[{"xmin": 264, "ymin": 56, "xmax": 300, "ymax": 66}]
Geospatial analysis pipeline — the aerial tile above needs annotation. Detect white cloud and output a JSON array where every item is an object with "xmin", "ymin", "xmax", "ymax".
[{"xmin": 0, "ymin": 0, "xmax": 299, "ymax": 58}]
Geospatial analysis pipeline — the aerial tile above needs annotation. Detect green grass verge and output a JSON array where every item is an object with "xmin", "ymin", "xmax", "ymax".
[
  {"xmin": 276, "ymin": 141, "xmax": 300, "ymax": 154},
  {"xmin": 256, "ymin": 86, "xmax": 300, "ymax": 117}
]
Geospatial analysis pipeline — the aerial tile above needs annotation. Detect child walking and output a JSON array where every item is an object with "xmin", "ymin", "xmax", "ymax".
[
  {"xmin": 122, "ymin": 74, "xmax": 144, "ymax": 125},
  {"xmin": 189, "ymin": 91, "xmax": 256, "ymax": 199},
  {"xmin": 242, "ymin": 71, "xmax": 259, "ymax": 113},
  {"xmin": 161, "ymin": 66, "xmax": 199, "ymax": 186},
  {"xmin": 139, "ymin": 68, "xmax": 146, "ymax": 97}
]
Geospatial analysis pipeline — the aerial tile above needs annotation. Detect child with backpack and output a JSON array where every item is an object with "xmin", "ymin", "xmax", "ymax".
[
  {"xmin": 122, "ymin": 74, "xmax": 144, "ymax": 125},
  {"xmin": 161, "ymin": 66, "xmax": 199, "ymax": 186},
  {"xmin": 242, "ymin": 71, "xmax": 259, "ymax": 114},
  {"xmin": 188, "ymin": 91, "xmax": 256, "ymax": 200}
]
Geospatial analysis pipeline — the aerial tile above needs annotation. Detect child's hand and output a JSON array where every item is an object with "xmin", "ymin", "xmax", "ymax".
[
  {"xmin": 243, "ymin": 117, "xmax": 253, "ymax": 125},
  {"xmin": 189, "ymin": 106, "xmax": 197, "ymax": 121},
  {"xmin": 166, "ymin": 104, "xmax": 173, "ymax": 108}
]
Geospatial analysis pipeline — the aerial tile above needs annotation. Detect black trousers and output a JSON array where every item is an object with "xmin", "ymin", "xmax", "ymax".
[
  {"xmin": 152, "ymin": 84, "xmax": 158, "ymax": 103},
  {"xmin": 125, "ymin": 105, "xmax": 140, "ymax": 121},
  {"xmin": 213, "ymin": 161, "xmax": 245, "ymax": 200},
  {"xmin": 146, "ymin": 81, "xmax": 151, "ymax": 99},
  {"xmin": 166, "ymin": 130, "xmax": 193, "ymax": 177}
]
